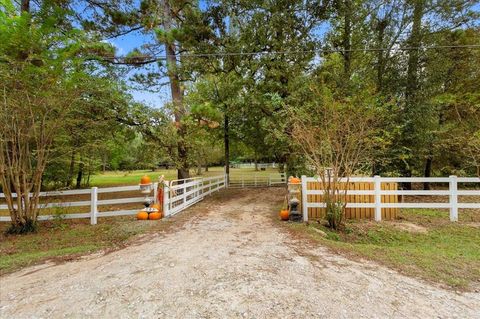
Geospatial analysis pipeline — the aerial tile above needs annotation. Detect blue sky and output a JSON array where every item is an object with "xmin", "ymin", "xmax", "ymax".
[{"xmin": 109, "ymin": 30, "xmax": 171, "ymax": 108}]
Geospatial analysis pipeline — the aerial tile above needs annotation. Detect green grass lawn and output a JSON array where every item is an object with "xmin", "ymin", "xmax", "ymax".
[
  {"xmin": 286, "ymin": 209, "xmax": 480, "ymax": 290},
  {"xmin": 89, "ymin": 166, "xmax": 282, "ymax": 187},
  {"xmin": 89, "ymin": 169, "xmax": 181, "ymax": 187}
]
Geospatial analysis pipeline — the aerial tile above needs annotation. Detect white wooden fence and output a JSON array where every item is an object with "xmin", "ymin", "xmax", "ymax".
[
  {"xmin": 164, "ymin": 175, "xmax": 227, "ymax": 217},
  {"xmin": 230, "ymin": 162, "xmax": 277, "ymax": 169},
  {"xmin": 0, "ymin": 175, "xmax": 227, "ymax": 224},
  {"xmin": 228, "ymin": 173, "xmax": 286, "ymax": 188},
  {"xmin": 301, "ymin": 175, "xmax": 480, "ymax": 222}
]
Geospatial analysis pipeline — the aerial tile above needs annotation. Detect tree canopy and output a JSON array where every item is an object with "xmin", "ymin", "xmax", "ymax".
[{"xmin": 1, "ymin": 0, "xmax": 479, "ymax": 231}]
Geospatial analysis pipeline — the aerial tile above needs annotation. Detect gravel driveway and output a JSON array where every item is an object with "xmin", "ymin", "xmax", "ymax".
[{"xmin": 1, "ymin": 188, "xmax": 479, "ymax": 318}]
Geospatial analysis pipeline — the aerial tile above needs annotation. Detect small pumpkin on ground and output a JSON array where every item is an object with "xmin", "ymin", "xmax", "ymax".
[
  {"xmin": 279, "ymin": 195, "xmax": 289, "ymax": 221},
  {"xmin": 149, "ymin": 212, "xmax": 162, "ymax": 220},
  {"xmin": 280, "ymin": 209, "xmax": 289, "ymax": 221},
  {"xmin": 137, "ymin": 211, "xmax": 149, "ymax": 220}
]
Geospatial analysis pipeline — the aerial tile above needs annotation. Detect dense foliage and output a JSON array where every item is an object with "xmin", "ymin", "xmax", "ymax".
[{"xmin": 0, "ymin": 0, "xmax": 479, "ymax": 231}]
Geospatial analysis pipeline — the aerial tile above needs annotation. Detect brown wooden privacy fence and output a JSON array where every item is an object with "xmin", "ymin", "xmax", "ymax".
[
  {"xmin": 303, "ymin": 179, "xmax": 398, "ymax": 220},
  {"xmin": 300, "ymin": 175, "xmax": 480, "ymax": 222}
]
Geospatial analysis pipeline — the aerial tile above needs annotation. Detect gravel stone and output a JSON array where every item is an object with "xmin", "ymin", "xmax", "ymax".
[{"xmin": 0, "ymin": 189, "xmax": 479, "ymax": 318}]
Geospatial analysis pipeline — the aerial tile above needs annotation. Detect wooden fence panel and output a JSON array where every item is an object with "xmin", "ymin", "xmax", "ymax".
[
  {"xmin": 305, "ymin": 181, "xmax": 398, "ymax": 220},
  {"xmin": 360, "ymin": 182, "xmax": 366, "ymax": 219},
  {"xmin": 383, "ymin": 183, "xmax": 390, "ymax": 219},
  {"xmin": 345, "ymin": 182, "xmax": 352, "ymax": 219},
  {"xmin": 300, "ymin": 175, "xmax": 479, "ymax": 222},
  {"xmin": 369, "ymin": 182, "xmax": 375, "ymax": 218}
]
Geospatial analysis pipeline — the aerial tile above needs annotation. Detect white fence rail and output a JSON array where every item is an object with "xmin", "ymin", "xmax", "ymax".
[
  {"xmin": 164, "ymin": 175, "xmax": 226, "ymax": 217},
  {"xmin": 228, "ymin": 173, "xmax": 286, "ymax": 188},
  {"xmin": 0, "ymin": 175, "xmax": 227, "ymax": 224},
  {"xmin": 230, "ymin": 162, "xmax": 277, "ymax": 169},
  {"xmin": 301, "ymin": 175, "xmax": 480, "ymax": 222}
]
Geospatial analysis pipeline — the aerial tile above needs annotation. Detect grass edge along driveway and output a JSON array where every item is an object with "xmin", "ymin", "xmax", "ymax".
[{"xmin": 286, "ymin": 209, "xmax": 480, "ymax": 291}]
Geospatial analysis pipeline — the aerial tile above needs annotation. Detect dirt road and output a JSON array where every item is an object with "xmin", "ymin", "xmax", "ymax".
[{"xmin": 1, "ymin": 188, "xmax": 479, "ymax": 318}]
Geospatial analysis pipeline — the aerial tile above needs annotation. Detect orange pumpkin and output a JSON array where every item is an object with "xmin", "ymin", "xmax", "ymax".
[
  {"xmin": 137, "ymin": 211, "xmax": 149, "ymax": 220},
  {"xmin": 280, "ymin": 210, "xmax": 289, "ymax": 221},
  {"xmin": 149, "ymin": 212, "xmax": 162, "ymax": 220},
  {"xmin": 289, "ymin": 177, "xmax": 301, "ymax": 184},
  {"xmin": 140, "ymin": 175, "xmax": 151, "ymax": 185}
]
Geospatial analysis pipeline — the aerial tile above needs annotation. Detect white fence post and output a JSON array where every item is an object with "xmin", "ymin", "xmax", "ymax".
[
  {"xmin": 301, "ymin": 175, "xmax": 308, "ymax": 222},
  {"xmin": 163, "ymin": 183, "xmax": 169, "ymax": 217},
  {"xmin": 2, "ymin": 175, "xmax": 479, "ymax": 224},
  {"xmin": 90, "ymin": 187, "xmax": 98, "ymax": 225},
  {"xmin": 153, "ymin": 182, "xmax": 158, "ymax": 204},
  {"xmin": 374, "ymin": 175, "xmax": 382, "ymax": 221},
  {"xmin": 183, "ymin": 182, "xmax": 187, "ymax": 210},
  {"xmin": 449, "ymin": 175, "xmax": 458, "ymax": 222}
]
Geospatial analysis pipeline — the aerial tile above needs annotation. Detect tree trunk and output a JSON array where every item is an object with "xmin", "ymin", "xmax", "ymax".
[
  {"xmin": 224, "ymin": 112, "xmax": 230, "ymax": 181},
  {"xmin": 401, "ymin": 170, "xmax": 413, "ymax": 190},
  {"xmin": 162, "ymin": 0, "xmax": 189, "ymax": 180},
  {"xmin": 177, "ymin": 142, "xmax": 189, "ymax": 179},
  {"xmin": 406, "ymin": 0, "xmax": 424, "ymax": 108},
  {"xmin": 423, "ymin": 156, "xmax": 432, "ymax": 190},
  {"xmin": 376, "ymin": 19, "xmax": 387, "ymax": 93},
  {"xmin": 205, "ymin": 164, "xmax": 209, "ymax": 172},
  {"xmin": 342, "ymin": 0, "xmax": 352, "ymax": 85},
  {"xmin": 402, "ymin": 0, "xmax": 424, "ymax": 189},
  {"xmin": 102, "ymin": 153, "xmax": 107, "ymax": 173},
  {"xmin": 196, "ymin": 162, "xmax": 202, "ymax": 175},
  {"xmin": 371, "ymin": 161, "xmax": 381, "ymax": 176},
  {"xmin": 76, "ymin": 158, "xmax": 84, "ymax": 189},
  {"xmin": 66, "ymin": 150, "xmax": 75, "ymax": 187},
  {"xmin": 86, "ymin": 157, "xmax": 93, "ymax": 187},
  {"xmin": 21, "ymin": 0, "xmax": 29, "ymax": 12}
]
